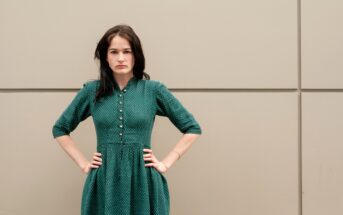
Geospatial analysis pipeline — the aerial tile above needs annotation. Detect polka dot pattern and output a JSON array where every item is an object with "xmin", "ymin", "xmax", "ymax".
[{"xmin": 52, "ymin": 76, "xmax": 202, "ymax": 215}]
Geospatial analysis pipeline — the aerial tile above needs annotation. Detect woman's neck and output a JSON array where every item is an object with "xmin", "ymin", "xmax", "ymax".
[{"xmin": 113, "ymin": 73, "xmax": 134, "ymax": 90}]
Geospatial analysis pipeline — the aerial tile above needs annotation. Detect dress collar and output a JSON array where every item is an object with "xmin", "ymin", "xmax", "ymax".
[{"xmin": 114, "ymin": 76, "xmax": 137, "ymax": 92}]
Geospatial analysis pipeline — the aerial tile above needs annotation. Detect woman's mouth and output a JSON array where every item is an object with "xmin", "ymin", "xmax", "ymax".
[{"xmin": 117, "ymin": 65, "xmax": 126, "ymax": 68}]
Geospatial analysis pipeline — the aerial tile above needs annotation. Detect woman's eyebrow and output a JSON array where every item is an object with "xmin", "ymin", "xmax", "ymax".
[{"xmin": 108, "ymin": 48, "xmax": 132, "ymax": 51}]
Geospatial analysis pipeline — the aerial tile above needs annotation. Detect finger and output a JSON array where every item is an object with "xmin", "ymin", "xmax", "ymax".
[
  {"xmin": 94, "ymin": 152, "xmax": 102, "ymax": 156},
  {"xmin": 144, "ymin": 163, "xmax": 155, "ymax": 167},
  {"xmin": 94, "ymin": 154, "xmax": 102, "ymax": 159},
  {"xmin": 146, "ymin": 163, "xmax": 157, "ymax": 169},
  {"xmin": 92, "ymin": 160, "xmax": 102, "ymax": 165},
  {"xmin": 90, "ymin": 164, "xmax": 100, "ymax": 168},
  {"xmin": 144, "ymin": 157, "xmax": 153, "ymax": 161},
  {"xmin": 143, "ymin": 153, "xmax": 152, "ymax": 157},
  {"xmin": 93, "ymin": 157, "xmax": 102, "ymax": 163},
  {"xmin": 93, "ymin": 156, "xmax": 102, "ymax": 161},
  {"xmin": 143, "ymin": 149, "xmax": 152, "ymax": 152}
]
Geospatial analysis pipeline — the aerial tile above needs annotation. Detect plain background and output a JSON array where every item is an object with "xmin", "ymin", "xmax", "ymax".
[{"xmin": 1, "ymin": 0, "xmax": 343, "ymax": 214}]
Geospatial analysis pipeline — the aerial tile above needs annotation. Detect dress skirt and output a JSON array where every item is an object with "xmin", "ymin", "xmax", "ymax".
[{"xmin": 81, "ymin": 142, "xmax": 170, "ymax": 215}]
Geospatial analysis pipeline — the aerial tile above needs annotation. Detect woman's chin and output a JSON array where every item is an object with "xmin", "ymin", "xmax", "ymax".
[{"xmin": 113, "ymin": 70, "xmax": 133, "ymax": 76}]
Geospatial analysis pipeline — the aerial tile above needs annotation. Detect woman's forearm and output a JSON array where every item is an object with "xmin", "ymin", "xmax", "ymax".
[
  {"xmin": 161, "ymin": 133, "xmax": 201, "ymax": 169},
  {"xmin": 54, "ymin": 135, "xmax": 90, "ymax": 172}
]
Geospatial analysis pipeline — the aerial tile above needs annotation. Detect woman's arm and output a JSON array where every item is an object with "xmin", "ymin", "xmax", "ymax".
[
  {"xmin": 54, "ymin": 135, "xmax": 101, "ymax": 174},
  {"xmin": 146, "ymin": 81, "xmax": 203, "ymax": 173},
  {"xmin": 162, "ymin": 133, "xmax": 201, "ymax": 169},
  {"xmin": 143, "ymin": 133, "xmax": 201, "ymax": 172}
]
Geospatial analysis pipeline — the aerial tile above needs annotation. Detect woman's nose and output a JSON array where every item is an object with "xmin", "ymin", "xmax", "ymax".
[{"xmin": 118, "ymin": 53, "xmax": 125, "ymax": 61}]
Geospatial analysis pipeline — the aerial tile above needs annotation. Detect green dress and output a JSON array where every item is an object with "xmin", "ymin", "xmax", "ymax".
[{"xmin": 52, "ymin": 76, "xmax": 202, "ymax": 215}]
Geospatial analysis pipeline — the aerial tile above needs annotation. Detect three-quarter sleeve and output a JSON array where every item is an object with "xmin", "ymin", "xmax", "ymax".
[
  {"xmin": 52, "ymin": 82, "xmax": 92, "ymax": 138},
  {"xmin": 155, "ymin": 81, "xmax": 202, "ymax": 134}
]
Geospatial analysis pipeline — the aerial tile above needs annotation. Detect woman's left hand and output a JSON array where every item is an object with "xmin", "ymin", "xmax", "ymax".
[{"xmin": 143, "ymin": 148, "xmax": 168, "ymax": 173}]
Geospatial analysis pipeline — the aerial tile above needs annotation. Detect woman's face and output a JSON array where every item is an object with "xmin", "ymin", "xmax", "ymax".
[{"xmin": 106, "ymin": 35, "xmax": 134, "ymax": 77}]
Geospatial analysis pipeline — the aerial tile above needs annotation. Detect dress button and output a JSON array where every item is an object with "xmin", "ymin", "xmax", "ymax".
[
  {"xmin": 119, "ymin": 94, "xmax": 123, "ymax": 97},
  {"xmin": 119, "ymin": 125, "xmax": 123, "ymax": 128},
  {"xmin": 119, "ymin": 133, "xmax": 123, "ymax": 136},
  {"xmin": 119, "ymin": 101, "xmax": 123, "ymax": 104},
  {"xmin": 123, "ymin": 89, "xmax": 127, "ymax": 93},
  {"xmin": 119, "ymin": 109, "xmax": 123, "ymax": 112},
  {"xmin": 119, "ymin": 116, "xmax": 123, "ymax": 120}
]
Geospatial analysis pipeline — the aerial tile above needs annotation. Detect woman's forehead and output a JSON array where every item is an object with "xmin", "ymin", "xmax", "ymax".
[{"xmin": 109, "ymin": 35, "xmax": 131, "ymax": 49}]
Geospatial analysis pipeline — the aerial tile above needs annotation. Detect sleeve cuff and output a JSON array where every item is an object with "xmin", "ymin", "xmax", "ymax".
[{"xmin": 183, "ymin": 128, "xmax": 202, "ymax": 135}]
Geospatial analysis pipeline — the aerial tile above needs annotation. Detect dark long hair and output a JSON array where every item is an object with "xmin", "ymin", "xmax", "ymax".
[{"xmin": 93, "ymin": 24, "xmax": 150, "ymax": 102}]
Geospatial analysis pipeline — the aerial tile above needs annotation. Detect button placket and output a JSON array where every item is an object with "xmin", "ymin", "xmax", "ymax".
[{"xmin": 118, "ymin": 87, "xmax": 127, "ymax": 144}]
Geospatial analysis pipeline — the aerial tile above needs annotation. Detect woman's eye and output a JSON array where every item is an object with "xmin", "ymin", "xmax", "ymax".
[{"xmin": 109, "ymin": 50, "xmax": 131, "ymax": 54}]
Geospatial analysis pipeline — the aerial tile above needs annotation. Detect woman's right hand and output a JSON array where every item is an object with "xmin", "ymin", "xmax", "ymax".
[{"xmin": 82, "ymin": 152, "xmax": 102, "ymax": 174}]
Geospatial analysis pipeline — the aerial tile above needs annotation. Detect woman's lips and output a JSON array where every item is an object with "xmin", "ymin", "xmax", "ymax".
[{"xmin": 117, "ymin": 65, "xmax": 126, "ymax": 68}]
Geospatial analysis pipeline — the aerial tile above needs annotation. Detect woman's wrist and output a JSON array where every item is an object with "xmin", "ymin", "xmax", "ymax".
[
  {"xmin": 161, "ymin": 161, "xmax": 171, "ymax": 170},
  {"xmin": 80, "ymin": 161, "xmax": 90, "ymax": 173},
  {"xmin": 161, "ymin": 149, "xmax": 182, "ymax": 170}
]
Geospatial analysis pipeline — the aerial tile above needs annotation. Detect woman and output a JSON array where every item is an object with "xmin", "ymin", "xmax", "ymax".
[{"xmin": 52, "ymin": 24, "xmax": 202, "ymax": 215}]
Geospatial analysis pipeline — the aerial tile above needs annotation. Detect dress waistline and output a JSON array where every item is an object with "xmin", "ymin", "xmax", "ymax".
[{"xmin": 97, "ymin": 142, "xmax": 151, "ymax": 149}]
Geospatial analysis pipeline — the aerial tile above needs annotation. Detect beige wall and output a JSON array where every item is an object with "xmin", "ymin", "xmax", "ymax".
[{"xmin": 0, "ymin": 0, "xmax": 342, "ymax": 214}]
